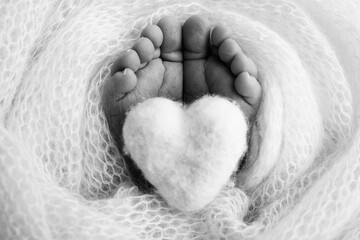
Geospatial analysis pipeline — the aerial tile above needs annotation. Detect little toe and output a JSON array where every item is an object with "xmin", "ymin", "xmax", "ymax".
[
  {"xmin": 235, "ymin": 72, "xmax": 262, "ymax": 107},
  {"xmin": 132, "ymin": 37, "xmax": 155, "ymax": 64},
  {"xmin": 157, "ymin": 16, "xmax": 182, "ymax": 61},
  {"xmin": 183, "ymin": 15, "xmax": 211, "ymax": 60},
  {"xmin": 111, "ymin": 49, "xmax": 141, "ymax": 75},
  {"xmin": 105, "ymin": 68, "xmax": 137, "ymax": 102}
]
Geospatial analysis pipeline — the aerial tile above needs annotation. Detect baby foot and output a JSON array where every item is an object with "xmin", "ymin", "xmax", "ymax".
[
  {"xmin": 183, "ymin": 16, "xmax": 261, "ymax": 121},
  {"xmin": 102, "ymin": 16, "xmax": 183, "ymax": 190},
  {"xmin": 103, "ymin": 16, "xmax": 182, "ymax": 144}
]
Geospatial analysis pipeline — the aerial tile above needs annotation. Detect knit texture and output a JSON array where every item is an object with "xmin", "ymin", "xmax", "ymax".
[{"xmin": 0, "ymin": 0, "xmax": 360, "ymax": 239}]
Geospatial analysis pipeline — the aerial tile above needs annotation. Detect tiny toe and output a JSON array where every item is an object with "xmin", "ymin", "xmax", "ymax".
[
  {"xmin": 211, "ymin": 25, "xmax": 231, "ymax": 47},
  {"xmin": 111, "ymin": 49, "xmax": 141, "ymax": 75},
  {"xmin": 183, "ymin": 15, "xmax": 211, "ymax": 59},
  {"xmin": 141, "ymin": 25, "xmax": 163, "ymax": 48},
  {"xmin": 231, "ymin": 53, "xmax": 258, "ymax": 78},
  {"xmin": 157, "ymin": 16, "xmax": 182, "ymax": 61},
  {"xmin": 218, "ymin": 38, "xmax": 241, "ymax": 64},
  {"xmin": 105, "ymin": 68, "xmax": 137, "ymax": 102},
  {"xmin": 132, "ymin": 37, "xmax": 155, "ymax": 63},
  {"xmin": 234, "ymin": 72, "xmax": 261, "ymax": 106},
  {"xmin": 219, "ymin": 38, "xmax": 258, "ymax": 78}
]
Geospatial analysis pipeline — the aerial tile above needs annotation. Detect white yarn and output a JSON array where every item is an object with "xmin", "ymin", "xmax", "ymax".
[
  {"xmin": 0, "ymin": 0, "xmax": 360, "ymax": 239},
  {"xmin": 123, "ymin": 96, "xmax": 248, "ymax": 212}
]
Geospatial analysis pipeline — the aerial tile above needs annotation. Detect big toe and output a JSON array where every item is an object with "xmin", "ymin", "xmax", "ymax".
[
  {"xmin": 157, "ymin": 16, "xmax": 182, "ymax": 61},
  {"xmin": 183, "ymin": 15, "xmax": 211, "ymax": 60},
  {"xmin": 183, "ymin": 15, "xmax": 212, "ymax": 103}
]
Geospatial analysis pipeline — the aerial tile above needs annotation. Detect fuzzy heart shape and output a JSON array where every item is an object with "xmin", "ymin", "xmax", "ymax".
[{"xmin": 123, "ymin": 96, "xmax": 248, "ymax": 211}]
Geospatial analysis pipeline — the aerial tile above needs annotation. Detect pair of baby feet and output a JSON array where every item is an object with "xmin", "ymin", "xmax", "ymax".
[{"xmin": 102, "ymin": 15, "xmax": 262, "ymax": 190}]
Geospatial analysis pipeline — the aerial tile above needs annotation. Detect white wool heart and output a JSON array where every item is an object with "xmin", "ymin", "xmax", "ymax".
[{"xmin": 123, "ymin": 96, "xmax": 248, "ymax": 212}]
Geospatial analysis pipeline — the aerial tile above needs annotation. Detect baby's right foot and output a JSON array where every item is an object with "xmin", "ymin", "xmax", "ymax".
[{"xmin": 183, "ymin": 16, "xmax": 262, "ymax": 121}]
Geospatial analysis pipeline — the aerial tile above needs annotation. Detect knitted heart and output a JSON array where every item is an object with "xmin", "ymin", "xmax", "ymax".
[{"xmin": 123, "ymin": 96, "xmax": 248, "ymax": 211}]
